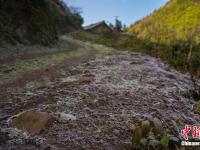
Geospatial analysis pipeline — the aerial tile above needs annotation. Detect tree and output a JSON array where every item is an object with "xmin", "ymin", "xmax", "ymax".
[
  {"xmin": 185, "ymin": 25, "xmax": 200, "ymax": 99},
  {"xmin": 186, "ymin": 25, "xmax": 200, "ymax": 64},
  {"xmin": 69, "ymin": 6, "xmax": 82, "ymax": 15},
  {"xmin": 108, "ymin": 22, "xmax": 114, "ymax": 30},
  {"xmin": 115, "ymin": 17, "xmax": 122, "ymax": 32},
  {"xmin": 55, "ymin": 0, "xmax": 70, "ymax": 12},
  {"xmin": 122, "ymin": 24, "xmax": 127, "ymax": 32},
  {"xmin": 69, "ymin": 6, "xmax": 84, "ymax": 26}
]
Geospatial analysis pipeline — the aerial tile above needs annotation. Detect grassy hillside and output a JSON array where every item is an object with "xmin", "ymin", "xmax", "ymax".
[
  {"xmin": 128, "ymin": 0, "xmax": 200, "ymax": 44},
  {"xmin": 127, "ymin": 0, "xmax": 200, "ymax": 77},
  {"xmin": 0, "ymin": 0, "xmax": 83, "ymax": 45},
  {"xmin": 72, "ymin": 29, "xmax": 199, "ymax": 77},
  {"xmin": 71, "ymin": 0, "xmax": 200, "ymax": 77}
]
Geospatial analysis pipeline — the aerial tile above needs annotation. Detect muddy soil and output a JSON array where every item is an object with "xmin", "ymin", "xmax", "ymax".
[{"xmin": 0, "ymin": 44, "xmax": 199, "ymax": 149}]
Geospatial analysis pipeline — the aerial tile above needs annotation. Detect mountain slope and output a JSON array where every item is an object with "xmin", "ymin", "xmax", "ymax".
[
  {"xmin": 0, "ymin": 0, "xmax": 83, "ymax": 45},
  {"xmin": 128, "ymin": 0, "xmax": 200, "ymax": 44}
]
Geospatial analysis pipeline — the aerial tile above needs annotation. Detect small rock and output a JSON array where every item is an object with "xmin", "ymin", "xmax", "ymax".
[
  {"xmin": 113, "ymin": 129, "xmax": 120, "ymax": 135},
  {"xmin": 149, "ymin": 139, "xmax": 160, "ymax": 147},
  {"xmin": 11, "ymin": 110, "xmax": 54, "ymax": 135},
  {"xmin": 94, "ymin": 99, "xmax": 99, "ymax": 103},
  {"xmin": 144, "ymin": 114, "xmax": 153, "ymax": 121},
  {"xmin": 4, "ymin": 128, "xmax": 29, "ymax": 139},
  {"xmin": 59, "ymin": 113, "xmax": 76, "ymax": 122},
  {"xmin": 170, "ymin": 136, "xmax": 180, "ymax": 143}
]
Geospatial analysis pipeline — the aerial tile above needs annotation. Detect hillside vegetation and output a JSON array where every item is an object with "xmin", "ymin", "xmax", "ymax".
[
  {"xmin": 0, "ymin": 0, "xmax": 83, "ymax": 45},
  {"xmin": 127, "ymin": 0, "xmax": 200, "ymax": 77},
  {"xmin": 71, "ymin": 1, "xmax": 200, "ymax": 77},
  {"xmin": 128, "ymin": 0, "xmax": 200, "ymax": 44}
]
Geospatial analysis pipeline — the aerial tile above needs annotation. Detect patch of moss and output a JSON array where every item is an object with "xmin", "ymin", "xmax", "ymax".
[
  {"xmin": 0, "ymin": 48, "xmax": 86, "ymax": 82},
  {"xmin": 56, "ymin": 95, "xmax": 82, "ymax": 107},
  {"xmin": 195, "ymin": 101, "xmax": 200, "ymax": 113},
  {"xmin": 25, "ymin": 81, "xmax": 43, "ymax": 91}
]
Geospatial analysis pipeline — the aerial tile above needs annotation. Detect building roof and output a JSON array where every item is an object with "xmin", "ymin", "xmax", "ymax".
[{"xmin": 84, "ymin": 21, "xmax": 108, "ymax": 30}]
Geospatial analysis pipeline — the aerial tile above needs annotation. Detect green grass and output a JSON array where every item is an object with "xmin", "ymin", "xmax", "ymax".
[
  {"xmin": 0, "ymin": 48, "xmax": 86, "ymax": 83},
  {"xmin": 72, "ymin": 31, "xmax": 200, "ymax": 77},
  {"xmin": 71, "ymin": 31, "xmax": 147, "ymax": 52},
  {"xmin": 196, "ymin": 101, "xmax": 200, "ymax": 113}
]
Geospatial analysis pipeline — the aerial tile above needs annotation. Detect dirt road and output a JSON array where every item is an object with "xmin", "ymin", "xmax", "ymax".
[{"xmin": 0, "ymin": 38, "xmax": 199, "ymax": 150}]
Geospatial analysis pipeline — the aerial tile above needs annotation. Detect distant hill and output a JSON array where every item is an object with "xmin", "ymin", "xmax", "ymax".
[
  {"xmin": 128, "ymin": 0, "xmax": 200, "ymax": 44},
  {"xmin": 0, "ymin": 0, "xmax": 83, "ymax": 45}
]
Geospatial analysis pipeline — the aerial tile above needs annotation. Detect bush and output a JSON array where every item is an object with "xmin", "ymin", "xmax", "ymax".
[
  {"xmin": 71, "ymin": 31, "xmax": 200, "ymax": 77},
  {"xmin": 132, "ymin": 118, "xmax": 180, "ymax": 150},
  {"xmin": 0, "ymin": 0, "xmax": 83, "ymax": 45}
]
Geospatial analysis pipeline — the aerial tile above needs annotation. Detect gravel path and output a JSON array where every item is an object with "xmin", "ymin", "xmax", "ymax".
[{"xmin": 0, "ymin": 47, "xmax": 199, "ymax": 149}]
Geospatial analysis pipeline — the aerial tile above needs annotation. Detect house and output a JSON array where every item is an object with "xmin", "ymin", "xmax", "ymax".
[{"xmin": 84, "ymin": 21, "xmax": 112, "ymax": 34}]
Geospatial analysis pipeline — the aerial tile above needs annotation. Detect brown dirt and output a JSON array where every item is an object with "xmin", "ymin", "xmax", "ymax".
[
  {"xmin": 11, "ymin": 110, "xmax": 54, "ymax": 135},
  {"xmin": 0, "ymin": 48, "xmax": 97, "ymax": 96},
  {"xmin": 0, "ymin": 43, "xmax": 199, "ymax": 150}
]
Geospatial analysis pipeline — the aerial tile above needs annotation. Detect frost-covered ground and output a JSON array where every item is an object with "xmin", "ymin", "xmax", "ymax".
[{"xmin": 0, "ymin": 49, "xmax": 199, "ymax": 150}]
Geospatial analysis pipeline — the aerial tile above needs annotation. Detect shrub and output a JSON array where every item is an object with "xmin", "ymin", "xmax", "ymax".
[{"xmin": 132, "ymin": 118, "xmax": 180, "ymax": 150}]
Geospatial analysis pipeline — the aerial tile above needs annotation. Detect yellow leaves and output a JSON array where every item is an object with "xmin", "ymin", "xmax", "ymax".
[{"xmin": 128, "ymin": 0, "xmax": 200, "ymax": 44}]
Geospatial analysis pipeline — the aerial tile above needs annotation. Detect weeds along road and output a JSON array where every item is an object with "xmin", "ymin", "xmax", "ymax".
[{"xmin": 0, "ymin": 36, "xmax": 199, "ymax": 149}]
